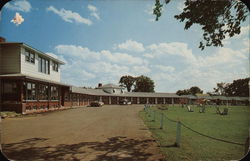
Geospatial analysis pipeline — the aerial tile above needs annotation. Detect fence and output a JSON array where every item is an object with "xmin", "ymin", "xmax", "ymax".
[{"xmin": 143, "ymin": 105, "xmax": 249, "ymax": 154}]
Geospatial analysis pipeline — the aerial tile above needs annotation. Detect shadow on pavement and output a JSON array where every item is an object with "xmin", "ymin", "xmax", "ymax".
[{"xmin": 2, "ymin": 136, "xmax": 165, "ymax": 161}]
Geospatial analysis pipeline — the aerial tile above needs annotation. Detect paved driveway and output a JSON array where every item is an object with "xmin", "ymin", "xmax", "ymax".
[{"xmin": 1, "ymin": 105, "xmax": 165, "ymax": 161}]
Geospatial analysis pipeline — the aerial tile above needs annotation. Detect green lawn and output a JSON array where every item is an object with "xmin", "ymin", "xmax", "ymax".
[{"xmin": 140, "ymin": 105, "xmax": 249, "ymax": 161}]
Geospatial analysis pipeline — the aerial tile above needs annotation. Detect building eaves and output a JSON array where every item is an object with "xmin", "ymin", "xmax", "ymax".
[
  {"xmin": 0, "ymin": 42, "xmax": 65, "ymax": 64},
  {"xmin": 0, "ymin": 73, "xmax": 70, "ymax": 86}
]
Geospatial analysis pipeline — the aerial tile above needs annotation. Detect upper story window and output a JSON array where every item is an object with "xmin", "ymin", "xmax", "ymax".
[
  {"xmin": 25, "ymin": 49, "xmax": 35, "ymax": 64},
  {"xmin": 52, "ymin": 61, "xmax": 59, "ymax": 72},
  {"xmin": 38, "ymin": 56, "xmax": 50, "ymax": 74}
]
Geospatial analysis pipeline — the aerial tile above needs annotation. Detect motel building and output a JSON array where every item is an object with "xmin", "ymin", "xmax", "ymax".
[{"xmin": 0, "ymin": 39, "xmax": 249, "ymax": 114}]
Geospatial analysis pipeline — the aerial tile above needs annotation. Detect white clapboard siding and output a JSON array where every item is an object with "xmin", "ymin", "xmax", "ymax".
[
  {"xmin": 20, "ymin": 47, "xmax": 61, "ymax": 82},
  {"xmin": 0, "ymin": 44, "xmax": 20, "ymax": 74}
]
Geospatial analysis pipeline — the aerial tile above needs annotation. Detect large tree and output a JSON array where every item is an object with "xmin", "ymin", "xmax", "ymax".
[
  {"xmin": 133, "ymin": 75, "xmax": 155, "ymax": 92},
  {"xmin": 153, "ymin": 0, "xmax": 249, "ymax": 50},
  {"xmin": 224, "ymin": 78, "xmax": 249, "ymax": 97},
  {"xmin": 119, "ymin": 75, "xmax": 136, "ymax": 92},
  {"xmin": 176, "ymin": 89, "xmax": 190, "ymax": 96},
  {"xmin": 189, "ymin": 86, "xmax": 203, "ymax": 95},
  {"xmin": 176, "ymin": 86, "xmax": 203, "ymax": 96},
  {"xmin": 209, "ymin": 78, "xmax": 249, "ymax": 97}
]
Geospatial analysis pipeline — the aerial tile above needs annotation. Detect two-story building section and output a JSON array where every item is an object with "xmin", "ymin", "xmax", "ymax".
[{"xmin": 0, "ymin": 41, "xmax": 71, "ymax": 113}]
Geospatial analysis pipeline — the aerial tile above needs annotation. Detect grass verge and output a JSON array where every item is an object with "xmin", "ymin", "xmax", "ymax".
[{"xmin": 140, "ymin": 105, "xmax": 249, "ymax": 161}]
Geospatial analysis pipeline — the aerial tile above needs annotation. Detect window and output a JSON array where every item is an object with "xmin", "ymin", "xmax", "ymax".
[
  {"xmin": 25, "ymin": 82, "xmax": 36, "ymax": 100},
  {"xmin": 25, "ymin": 49, "xmax": 35, "ymax": 64},
  {"xmin": 51, "ymin": 86, "xmax": 59, "ymax": 100},
  {"xmin": 52, "ymin": 61, "xmax": 59, "ymax": 72},
  {"xmin": 38, "ymin": 56, "xmax": 50, "ymax": 74},
  {"xmin": 38, "ymin": 84, "xmax": 49, "ymax": 100}
]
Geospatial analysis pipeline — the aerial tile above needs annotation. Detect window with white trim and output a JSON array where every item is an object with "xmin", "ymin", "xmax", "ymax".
[
  {"xmin": 38, "ymin": 56, "xmax": 50, "ymax": 74},
  {"xmin": 25, "ymin": 49, "xmax": 35, "ymax": 64},
  {"xmin": 52, "ymin": 61, "xmax": 59, "ymax": 72}
]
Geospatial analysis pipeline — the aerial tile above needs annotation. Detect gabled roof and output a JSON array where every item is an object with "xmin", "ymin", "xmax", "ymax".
[{"xmin": 0, "ymin": 42, "xmax": 65, "ymax": 64}]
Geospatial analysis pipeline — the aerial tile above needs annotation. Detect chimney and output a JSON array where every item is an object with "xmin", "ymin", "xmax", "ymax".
[
  {"xmin": 0, "ymin": 37, "xmax": 6, "ymax": 42},
  {"xmin": 98, "ymin": 83, "xmax": 102, "ymax": 88}
]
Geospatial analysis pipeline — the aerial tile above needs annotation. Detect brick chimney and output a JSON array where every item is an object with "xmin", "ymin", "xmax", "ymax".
[
  {"xmin": 0, "ymin": 37, "xmax": 6, "ymax": 42},
  {"xmin": 98, "ymin": 83, "xmax": 102, "ymax": 88}
]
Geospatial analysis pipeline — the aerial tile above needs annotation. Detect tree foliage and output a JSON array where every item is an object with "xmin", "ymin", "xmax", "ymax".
[
  {"xmin": 153, "ymin": 0, "xmax": 249, "ymax": 50},
  {"xmin": 119, "ymin": 75, "xmax": 136, "ymax": 92},
  {"xmin": 176, "ymin": 86, "xmax": 203, "ymax": 96},
  {"xmin": 209, "ymin": 78, "xmax": 249, "ymax": 97},
  {"xmin": 133, "ymin": 75, "xmax": 155, "ymax": 92},
  {"xmin": 211, "ymin": 82, "xmax": 229, "ymax": 96}
]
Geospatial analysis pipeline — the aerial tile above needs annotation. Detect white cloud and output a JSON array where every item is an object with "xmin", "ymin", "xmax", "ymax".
[
  {"xmin": 143, "ymin": 53, "xmax": 154, "ymax": 58},
  {"xmin": 132, "ymin": 66, "xmax": 151, "ymax": 75},
  {"xmin": 100, "ymin": 50, "xmax": 144, "ymax": 65},
  {"xmin": 154, "ymin": 65, "xmax": 175, "ymax": 72},
  {"xmin": 47, "ymin": 6, "xmax": 92, "ymax": 25},
  {"xmin": 88, "ymin": 5, "xmax": 97, "ymax": 12},
  {"xmin": 55, "ymin": 45, "xmax": 100, "ymax": 61},
  {"xmin": 52, "ymin": 40, "xmax": 248, "ymax": 92},
  {"xmin": 11, "ymin": 12, "xmax": 24, "ymax": 26},
  {"xmin": 88, "ymin": 4, "xmax": 100, "ymax": 20},
  {"xmin": 147, "ymin": 42, "xmax": 196, "ymax": 63},
  {"xmin": 5, "ymin": 0, "xmax": 31, "ymax": 12},
  {"xmin": 114, "ymin": 40, "xmax": 145, "ymax": 52}
]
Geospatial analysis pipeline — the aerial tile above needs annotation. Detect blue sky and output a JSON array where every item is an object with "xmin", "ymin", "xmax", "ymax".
[{"xmin": 0, "ymin": 0, "xmax": 249, "ymax": 92}]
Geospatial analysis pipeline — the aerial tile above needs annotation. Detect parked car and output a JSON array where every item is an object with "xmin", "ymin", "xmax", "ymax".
[
  {"xmin": 119, "ymin": 99, "xmax": 132, "ymax": 105},
  {"xmin": 90, "ymin": 101, "xmax": 104, "ymax": 107}
]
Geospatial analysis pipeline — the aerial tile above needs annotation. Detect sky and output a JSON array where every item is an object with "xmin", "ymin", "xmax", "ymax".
[{"xmin": 0, "ymin": 0, "xmax": 249, "ymax": 93}]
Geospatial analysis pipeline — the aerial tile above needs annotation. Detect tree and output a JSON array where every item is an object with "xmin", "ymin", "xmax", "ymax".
[
  {"xmin": 176, "ymin": 86, "xmax": 203, "ymax": 96},
  {"xmin": 119, "ymin": 75, "xmax": 136, "ymax": 92},
  {"xmin": 224, "ymin": 78, "xmax": 249, "ymax": 97},
  {"xmin": 133, "ymin": 75, "xmax": 155, "ymax": 92},
  {"xmin": 189, "ymin": 86, "xmax": 203, "ymax": 95},
  {"xmin": 212, "ymin": 82, "xmax": 229, "ymax": 96},
  {"xmin": 209, "ymin": 78, "xmax": 249, "ymax": 97},
  {"xmin": 153, "ymin": 0, "xmax": 249, "ymax": 50},
  {"xmin": 176, "ymin": 89, "xmax": 190, "ymax": 96}
]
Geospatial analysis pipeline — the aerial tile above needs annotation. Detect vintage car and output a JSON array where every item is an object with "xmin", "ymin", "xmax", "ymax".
[
  {"xmin": 90, "ymin": 101, "xmax": 104, "ymax": 107},
  {"xmin": 119, "ymin": 99, "xmax": 132, "ymax": 105}
]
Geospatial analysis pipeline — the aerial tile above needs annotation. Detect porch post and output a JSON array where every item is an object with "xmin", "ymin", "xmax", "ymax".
[
  {"xmin": 155, "ymin": 98, "xmax": 158, "ymax": 104},
  {"xmin": 109, "ymin": 96, "xmax": 111, "ymax": 104},
  {"xmin": 146, "ymin": 98, "xmax": 149, "ymax": 104},
  {"xmin": 163, "ymin": 98, "xmax": 166, "ymax": 104}
]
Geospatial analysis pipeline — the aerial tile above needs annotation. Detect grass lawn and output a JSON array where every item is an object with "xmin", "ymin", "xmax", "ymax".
[{"xmin": 140, "ymin": 105, "xmax": 249, "ymax": 161}]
